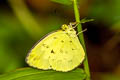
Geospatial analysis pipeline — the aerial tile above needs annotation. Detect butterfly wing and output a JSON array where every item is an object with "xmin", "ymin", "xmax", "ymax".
[
  {"xmin": 49, "ymin": 34, "xmax": 85, "ymax": 72},
  {"xmin": 26, "ymin": 30, "xmax": 65, "ymax": 70},
  {"xmin": 26, "ymin": 30, "xmax": 85, "ymax": 71}
]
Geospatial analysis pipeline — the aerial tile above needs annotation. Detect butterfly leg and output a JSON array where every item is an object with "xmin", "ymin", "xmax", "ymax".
[{"xmin": 76, "ymin": 28, "xmax": 87, "ymax": 35}]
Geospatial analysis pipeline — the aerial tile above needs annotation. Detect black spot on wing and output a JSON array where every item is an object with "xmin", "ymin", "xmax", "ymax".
[
  {"xmin": 66, "ymin": 33, "xmax": 69, "ymax": 35},
  {"xmin": 51, "ymin": 50, "xmax": 55, "ymax": 54},
  {"xmin": 53, "ymin": 37, "xmax": 57, "ymax": 39},
  {"xmin": 42, "ymin": 44, "xmax": 49, "ymax": 48},
  {"xmin": 72, "ymin": 48, "xmax": 75, "ymax": 50},
  {"xmin": 61, "ymin": 40, "xmax": 64, "ymax": 43},
  {"xmin": 42, "ymin": 43, "xmax": 46, "ymax": 46},
  {"xmin": 70, "ymin": 40, "xmax": 72, "ymax": 43},
  {"xmin": 46, "ymin": 46, "xmax": 49, "ymax": 48}
]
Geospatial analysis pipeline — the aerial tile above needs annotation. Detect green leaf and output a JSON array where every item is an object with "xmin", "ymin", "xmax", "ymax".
[
  {"xmin": 51, "ymin": 0, "xmax": 72, "ymax": 5},
  {"xmin": 80, "ymin": 18, "xmax": 94, "ymax": 24},
  {"xmin": 0, "ymin": 67, "xmax": 86, "ymax": 80}
]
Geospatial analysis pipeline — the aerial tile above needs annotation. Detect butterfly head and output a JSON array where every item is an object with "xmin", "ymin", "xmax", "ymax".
[{"xmin": 61, "ymin": 24, "xmax": 77, "ymax": 37}]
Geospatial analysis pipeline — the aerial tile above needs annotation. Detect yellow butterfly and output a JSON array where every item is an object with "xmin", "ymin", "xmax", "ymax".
[{"xmin": 26, "ymin": 22, "xmax": 85, "ymax": 72}]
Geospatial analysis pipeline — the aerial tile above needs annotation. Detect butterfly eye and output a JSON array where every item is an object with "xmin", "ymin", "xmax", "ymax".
[{"xmin": 61, "ymin": 24, "xmax": 69, "ymax": 30}]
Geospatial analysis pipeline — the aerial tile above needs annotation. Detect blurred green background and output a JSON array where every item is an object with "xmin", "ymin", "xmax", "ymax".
[{"xmin": 0, "ymin": 0, "xmax": 120, "ymax": 80}]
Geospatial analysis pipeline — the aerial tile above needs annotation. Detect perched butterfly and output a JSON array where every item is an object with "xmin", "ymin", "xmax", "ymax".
[{"xmin": 26, "ymin": 22, "xmax": 85, "ymax": 72}]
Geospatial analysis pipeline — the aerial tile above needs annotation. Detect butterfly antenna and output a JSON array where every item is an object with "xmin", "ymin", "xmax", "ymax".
[
  {"xmin": 69, "ymin": 22, "xmax": 80, "ymax": 28},
  {"xmin": 77, "ymin": 28, "xmax": 87, "ymax": 35}
]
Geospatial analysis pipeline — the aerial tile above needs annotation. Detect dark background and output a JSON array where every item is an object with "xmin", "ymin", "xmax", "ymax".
[{"xmin": 0, "ymin": 0, "xmax": 120, "ymax": 80}]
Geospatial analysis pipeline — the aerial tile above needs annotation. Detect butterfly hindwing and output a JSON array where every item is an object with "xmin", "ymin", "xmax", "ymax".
[{"xmin": 49, "ymin": 33, "xmax": 85, "ymax": 72}]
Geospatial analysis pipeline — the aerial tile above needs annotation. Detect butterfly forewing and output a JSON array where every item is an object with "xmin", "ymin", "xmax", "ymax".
[{"xmin": 26, "ymin": 31, "xmax": 66, "ymax": 70}]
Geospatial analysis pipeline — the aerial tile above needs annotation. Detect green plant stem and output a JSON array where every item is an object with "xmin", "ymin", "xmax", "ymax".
[{"xmin": 73, "ymin": 0, "xmax": 90, "ymax": 80}]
